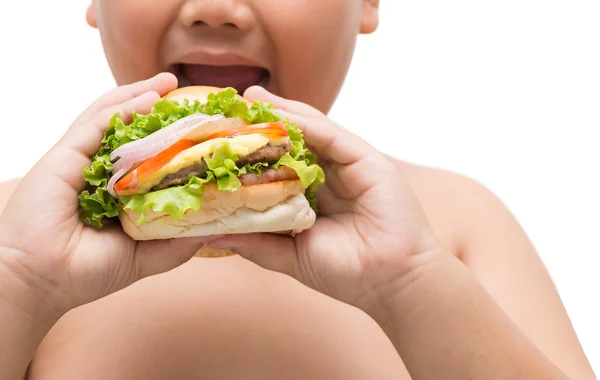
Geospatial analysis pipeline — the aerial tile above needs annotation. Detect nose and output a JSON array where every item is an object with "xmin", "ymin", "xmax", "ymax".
[{"xmin": 178, "ymin": 0, "xmax": 254, "ymax": 30}]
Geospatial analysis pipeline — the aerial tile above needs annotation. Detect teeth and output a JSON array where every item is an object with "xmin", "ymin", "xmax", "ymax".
[
  {"xmin": 258, "ymin": 71, "xmax": 271, "ymax": 88},
  {"xmin": 177, "ymin": 72, "xmax": 192, "ymax": 88}
]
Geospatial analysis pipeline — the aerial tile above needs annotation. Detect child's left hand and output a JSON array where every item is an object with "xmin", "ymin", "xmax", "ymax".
[{"xmin": 208, "ymin": 87, "xmax": 446, "ymax": 309}]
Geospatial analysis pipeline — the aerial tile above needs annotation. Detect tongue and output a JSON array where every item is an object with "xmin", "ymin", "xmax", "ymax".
[{"xmin": 181, "ymin": 64, "xmax": 265, "ymax": 94}]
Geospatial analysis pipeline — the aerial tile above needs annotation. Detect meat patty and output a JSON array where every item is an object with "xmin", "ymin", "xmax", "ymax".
[
  {"xmin": 236, "ymin": 144, "xmax": 292, "ymax": 167},
  {"xmin": 152, "ymin": 161, "xmax": 209, "ymax": 191},
  {"xmin": 151, "ymin": 143, "xmax": 292, "ymax": 191}
]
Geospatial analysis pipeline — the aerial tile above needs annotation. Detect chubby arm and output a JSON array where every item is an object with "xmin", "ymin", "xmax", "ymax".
[
  {"xmin": 0, "ymin": 178, "xmax": 46, "ymax": 380},
  {"xmin": 402, "ymin": 166, "xmax": 596, "ymax": 379},
  {"xmin": 0, "ymin": 255, "xmax": 64, "ymax": 380},
  {"xmin": 457, "ymin": 175, "xmax": 595, "ymax": 379},
  {"xmin": 363, "ymin": 249, "xmax": 571, "ymax": 380}
]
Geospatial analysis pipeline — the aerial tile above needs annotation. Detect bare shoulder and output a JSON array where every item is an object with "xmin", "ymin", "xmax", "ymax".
[
  {"xmin": 389, "ymin": 157, "xmax": 519, "ymax": 259},
  {"xmin": 0, "ymin": 178, "xmax": 21, "ymax": 214}
]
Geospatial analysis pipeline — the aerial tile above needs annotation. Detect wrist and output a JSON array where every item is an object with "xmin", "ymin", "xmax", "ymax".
[
  {"xmin": 355, "ymin": 246, "xmax": 450, "ymax": 321},
  {"xmin": 0, "ymin": 246, "xmax": 72, "ymax": 323}
]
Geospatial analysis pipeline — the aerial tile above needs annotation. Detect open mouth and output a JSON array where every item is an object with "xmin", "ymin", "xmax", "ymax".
[{"xmin": 169, "ymin": 64, "xmax": 271, "ymax": 94}]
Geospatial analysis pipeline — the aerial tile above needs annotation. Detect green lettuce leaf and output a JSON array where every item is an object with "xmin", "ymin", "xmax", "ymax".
[
  {"xmin": 242, "ymin": 161, "xmax": 269, "ymax": 176},
  {"xmin": 77, "ymin": 188, "xmax": 120, "ymax": 229},
  {"xmin": 274, "ymin": 153, "xmax": 321, "ymax": 189},
  {"xmin": 201, "ymin": 88, "xmax": 282, "ymax": 125},
  {"xmin": 277, "ymin": 121, "xmax": 325, "ymax": 212},
  {"xmin": 205, "ymin": 142, "xmax": 245, "ymax": 192},
  {"xmin": 121, "ymin": 174, "xmax": 214, "ymax": 225},
  {"xmin": 274, "ymin": 148, "xmax": 325, "ymax": 213},
  {"xmin": 79, "ymin": 87, "xmax": 324, "ymax": 228}
]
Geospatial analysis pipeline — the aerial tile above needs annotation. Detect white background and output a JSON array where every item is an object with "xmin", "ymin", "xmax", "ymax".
[{"xmin": 0, "ymin": 0, "xmax": 598, "ymax": 373}]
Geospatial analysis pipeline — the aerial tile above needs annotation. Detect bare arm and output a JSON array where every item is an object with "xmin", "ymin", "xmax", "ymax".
[
  {"xmin": 397, "ymin": 167, "xmax": 596, "ymax": 379},
  {"xmin": 0, "ymin": 179, "xmax": 56, "ymax": 380},
  {"xmin": 362, "ymin": 249, "xmax": 571, "ymax": 380},
  {"xmin": 457, "ymin": 176, "xmax": 596, "ymax": 379},
  {"xmin": 0, "ymin": 254, "xmax": 65, "ymax": 380}
]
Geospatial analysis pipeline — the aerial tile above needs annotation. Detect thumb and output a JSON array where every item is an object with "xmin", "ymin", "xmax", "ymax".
[
  {"xmin": 133, "ymin": 235, "xmax": 224, "ymax": 279},
  {"xmin": 207, "ymin": 233, "xmax": 302, "ymax": 280}
]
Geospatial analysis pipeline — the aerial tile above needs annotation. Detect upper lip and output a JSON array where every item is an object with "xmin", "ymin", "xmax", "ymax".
[{"xmin": 168, "ymin": 50, "xmax": 270, "ymax": 71}]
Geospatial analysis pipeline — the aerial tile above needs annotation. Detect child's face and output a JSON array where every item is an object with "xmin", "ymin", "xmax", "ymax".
[{"xmin": 87, "ymin": 0, "xmax": 379, "ymax": 113}]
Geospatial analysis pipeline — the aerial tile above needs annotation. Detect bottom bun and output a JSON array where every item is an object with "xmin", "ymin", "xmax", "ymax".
[{"xmin": 119, "ymin": 181, "xmax": 316, "ymax": 240}]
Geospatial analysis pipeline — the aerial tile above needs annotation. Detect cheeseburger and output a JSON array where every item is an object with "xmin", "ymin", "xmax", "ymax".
[{"xmin": 78, "ymin": 86, "xmax": 324, "ymax": 241}]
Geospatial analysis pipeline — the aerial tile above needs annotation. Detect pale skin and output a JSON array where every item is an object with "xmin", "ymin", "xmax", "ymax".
[{"xmin": 0, "ymin": 0, "xmax": 596, "ymax": 379}]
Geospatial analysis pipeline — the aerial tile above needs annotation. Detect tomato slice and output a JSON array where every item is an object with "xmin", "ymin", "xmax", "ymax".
[
  {"xmin": 204, "ymin": 122, "xmax": 288, "ymax": 141},
  {"xmin": 114, "ymin": 139, "xmax": 197, "ymax": 194}
]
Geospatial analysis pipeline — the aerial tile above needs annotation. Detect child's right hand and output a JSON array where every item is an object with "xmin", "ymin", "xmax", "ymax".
[{"xmin": 0, "ymin": 73, "xmax": 218, "ymax": 316}]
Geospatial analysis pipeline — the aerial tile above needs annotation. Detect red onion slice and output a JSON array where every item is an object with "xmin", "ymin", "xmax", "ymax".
[
  {"xmin": 110, "ymin": 113, "xmax": 224, "ymax": 165},
  {"xmin": 181, "ymin": 116, "xmax": 248, "ymax": 142},
  {"xmin": 107, "ymin": 167, "xmax": 128, "ymax": 198}
]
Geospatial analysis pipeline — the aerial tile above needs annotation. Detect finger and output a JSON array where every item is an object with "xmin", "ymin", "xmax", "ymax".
[
  {"xmin": 276, "ymin": 109, "xmax": 373, "ymax": 166},
  {"xmin": 207, "ymin": 233, "xmax": 301, "ymax": 280},
  {"xmin": 133, "ymin": 235, "xmax": 224, "ymax": 279},
  {"xmin": 243, "ymin": 86, "xmax": 323, "ymax": 118},
  {"xmin": 75, "ymin": 72, "xmax": 177, "ymax": 125}
]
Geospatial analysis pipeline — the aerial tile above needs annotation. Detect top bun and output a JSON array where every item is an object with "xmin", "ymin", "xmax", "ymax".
[{"xmin": 165, "ymin": 86, "xmax": 249, "ymax": 104}]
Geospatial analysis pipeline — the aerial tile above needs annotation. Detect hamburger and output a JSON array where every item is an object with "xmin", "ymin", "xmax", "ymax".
[{"xmin": 78, "ymin": 86, "xmax": 324, "ymax": 246}]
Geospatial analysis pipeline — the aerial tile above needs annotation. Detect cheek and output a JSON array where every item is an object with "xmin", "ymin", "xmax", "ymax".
[
  {"xmin": 97, "ymin": 0, "xmax": 180, "ymax": 84},
  {"xmin": 265, "ymin": 1, "xmax": 361, "ymax": 112}
]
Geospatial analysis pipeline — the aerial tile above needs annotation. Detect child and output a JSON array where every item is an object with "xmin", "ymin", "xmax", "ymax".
[{"xmin": 0, "ymin": 1, "xmax": 595, "ymax": 379}]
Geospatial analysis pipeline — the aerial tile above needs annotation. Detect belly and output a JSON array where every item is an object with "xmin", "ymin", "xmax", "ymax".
[{"xmin": 29, "ymin": 256, "xmax": 409, "ymax": 380}]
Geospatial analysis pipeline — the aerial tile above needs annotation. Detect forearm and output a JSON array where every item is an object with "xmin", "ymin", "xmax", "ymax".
[
  {"xmin": 0, "ymin": 257, "xmax": 64, "ymax": 380},
  {"xmin": 363, "ymin": 250, "xmax": 569, "ymax": 380}
]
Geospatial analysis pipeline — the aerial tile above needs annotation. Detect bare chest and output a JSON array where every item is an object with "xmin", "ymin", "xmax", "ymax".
[{"xmin": 29, "ymin": 257, "xmax": 410, "ymax": 380}]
